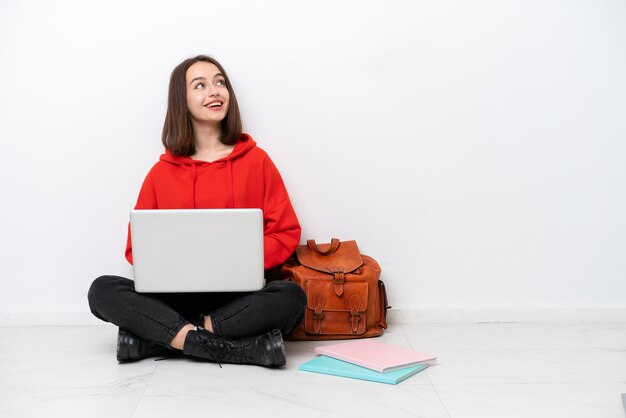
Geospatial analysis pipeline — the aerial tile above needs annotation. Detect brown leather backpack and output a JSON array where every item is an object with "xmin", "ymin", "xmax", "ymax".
[{"xmin": 280, "ymin": 238, "xmax": 390, "ymax": 340}]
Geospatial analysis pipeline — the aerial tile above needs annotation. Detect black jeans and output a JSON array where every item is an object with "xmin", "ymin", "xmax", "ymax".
[{"xmin": 87, "ymin": 275, "xmax": 306, "ymax": 347}]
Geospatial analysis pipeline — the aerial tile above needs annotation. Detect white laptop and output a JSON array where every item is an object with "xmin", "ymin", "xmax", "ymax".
[{"xmin": 130, "ymin": 209, "xmax": 265, "ymax": 293}]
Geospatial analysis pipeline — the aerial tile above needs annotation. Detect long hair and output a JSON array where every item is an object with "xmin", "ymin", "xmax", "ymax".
[{"xmin": 161, "ymin": 55, "xmax": 242, "ymax": 156}]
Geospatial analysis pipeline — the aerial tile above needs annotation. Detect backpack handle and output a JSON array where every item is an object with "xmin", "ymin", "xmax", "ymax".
[{"xmin": 307, "ymin": 238, "xmax": 341, "ymax": 255}]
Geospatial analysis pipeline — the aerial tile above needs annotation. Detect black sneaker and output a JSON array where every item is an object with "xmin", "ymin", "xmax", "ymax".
[
  {"xmin": 116, "ymin": 328, "xmax": 174, "ymax": 362},
  {"xmin": 183, "ymin": 329, "xmax": 286, "ymax": 367}
]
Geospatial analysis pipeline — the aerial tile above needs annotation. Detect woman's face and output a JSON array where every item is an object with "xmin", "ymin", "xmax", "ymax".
[{"xmin": 185, "ymin": 61, "xmax": 230, "ymax": 126}]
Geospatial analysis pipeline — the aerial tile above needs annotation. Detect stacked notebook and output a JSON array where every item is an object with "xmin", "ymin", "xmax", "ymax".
[{"xmin": 299, "ymin": 339, "xmax": 437, "ymax": 385}]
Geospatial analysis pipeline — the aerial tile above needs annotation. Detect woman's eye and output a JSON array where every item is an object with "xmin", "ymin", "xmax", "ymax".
[
  {"xmin": 216, "ymin": 79, "xmax": 226, "ymax": 86},
  {"xmin": 194, "ymin": 82, "xmax": 205, "ymax": 89}
]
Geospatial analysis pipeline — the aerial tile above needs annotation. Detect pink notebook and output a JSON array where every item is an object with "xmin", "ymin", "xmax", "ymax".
[{"xmin": 314, "ymin": 340, "xmax": 437, "ymax": 373}]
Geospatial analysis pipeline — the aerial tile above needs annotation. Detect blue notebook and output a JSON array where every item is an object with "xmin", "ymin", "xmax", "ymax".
[{"xmin": 299, "ymin": 355, "xmax": 428, "ymax": 385}]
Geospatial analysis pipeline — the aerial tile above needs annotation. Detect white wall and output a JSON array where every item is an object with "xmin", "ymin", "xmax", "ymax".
[{"xmin": 1, "ymin": 0, "xmax": 625, "ymax": 323}]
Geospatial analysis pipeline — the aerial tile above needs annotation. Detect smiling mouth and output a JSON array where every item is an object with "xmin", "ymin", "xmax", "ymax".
[{"xmin": 206, "ymin": 101, "xmax": 223, "ymax": 109}]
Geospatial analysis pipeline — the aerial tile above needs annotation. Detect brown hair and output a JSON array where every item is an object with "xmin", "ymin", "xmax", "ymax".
[{"xmin": 161, "ymin": 55, "xmax": 242, "ymax": 156}]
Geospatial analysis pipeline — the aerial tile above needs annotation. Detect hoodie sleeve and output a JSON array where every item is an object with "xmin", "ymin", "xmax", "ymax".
[
  {"xmin": 262, "ymin": 156, "xmax": 301, "ymax": 269},
  {"xmin": 125, "ymin": 170, "xmax": 158, "ymax": 265}
]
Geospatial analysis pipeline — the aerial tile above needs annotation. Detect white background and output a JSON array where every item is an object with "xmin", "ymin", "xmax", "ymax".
[{"xmin": 1, "ymin": 0, "xmax": 625, "ymax": 322}]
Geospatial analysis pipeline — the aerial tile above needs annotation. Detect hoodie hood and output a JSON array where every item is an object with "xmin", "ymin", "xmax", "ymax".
[
  {"xmin": 159, "ymin": 133, "xmax": 257, "ymax": 166},
  {"xmin": 157, "ymin": 133, "xmax": 257, "ymax": 209}
]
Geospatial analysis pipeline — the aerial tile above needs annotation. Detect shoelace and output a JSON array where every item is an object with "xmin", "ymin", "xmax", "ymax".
[
  {"xmin": 200, "ymin": 338, "xmax": 258, "ymax": 367},
  {"xmin": 199, "ymin": 338, "xmax": 236, "ymax": 368}
]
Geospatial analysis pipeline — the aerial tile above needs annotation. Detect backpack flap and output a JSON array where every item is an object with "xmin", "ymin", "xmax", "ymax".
[{"xmin": 296, "ymin": 239, "xmax": 364, "ymax": 296}]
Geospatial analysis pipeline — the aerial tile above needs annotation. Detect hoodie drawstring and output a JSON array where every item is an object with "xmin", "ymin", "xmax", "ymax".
[
  {"xmin": 226, "ymin": 160, "xmax": 234, "ymax": 208},
  {"xmin": 191, "ymin": 164, "xmax": 198, "ymax": 208}
]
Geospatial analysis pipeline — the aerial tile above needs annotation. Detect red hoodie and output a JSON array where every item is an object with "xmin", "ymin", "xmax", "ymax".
[{"xmin": 125, "ymin": 134, "xmax": 301, "ymax": 269}]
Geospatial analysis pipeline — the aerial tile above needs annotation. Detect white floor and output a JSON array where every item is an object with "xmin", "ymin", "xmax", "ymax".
[{"xmin": 1, "ymin": 323, "xmax": 625, "ymax": 418}]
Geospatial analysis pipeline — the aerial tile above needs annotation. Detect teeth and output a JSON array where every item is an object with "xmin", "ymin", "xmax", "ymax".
[{"xmin": 208, "ymin": 102, "xmax": 221, "ymax": 107}]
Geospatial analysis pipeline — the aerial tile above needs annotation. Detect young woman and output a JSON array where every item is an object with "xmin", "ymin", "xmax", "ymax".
[{"xmin": 88, "ymin": 55, "xmax": 306, "ymax": 367}]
